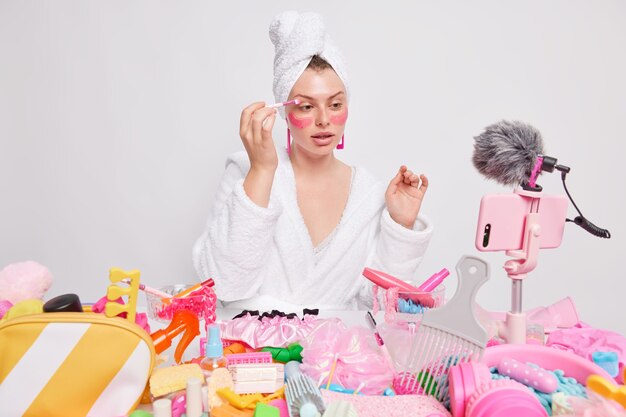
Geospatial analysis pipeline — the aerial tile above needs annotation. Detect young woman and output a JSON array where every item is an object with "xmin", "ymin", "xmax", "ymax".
[{"xmin": 193, "ymin": 11, "xmax": 433, "ymax": 311}]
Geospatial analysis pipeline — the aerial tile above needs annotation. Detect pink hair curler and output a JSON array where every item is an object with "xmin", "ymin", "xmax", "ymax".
[{"xmin": 497, "ymin": 357, "xmax": 558, "ymax": 394}]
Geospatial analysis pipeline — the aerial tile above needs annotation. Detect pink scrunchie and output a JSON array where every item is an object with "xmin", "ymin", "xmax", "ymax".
[{"xmin": 220, "ymin": 313, "xmax": 319, "ymax": 349}]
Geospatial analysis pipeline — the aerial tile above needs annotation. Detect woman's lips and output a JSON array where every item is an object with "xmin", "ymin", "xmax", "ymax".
[{"xmin": 311, "ymin": 132, "xmax": 334, "ymax": 145}]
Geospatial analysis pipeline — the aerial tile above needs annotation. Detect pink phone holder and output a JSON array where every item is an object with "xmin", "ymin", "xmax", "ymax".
[{"xmin": 476, "ymin": 188, "xmax": 568, "ymax": 344}]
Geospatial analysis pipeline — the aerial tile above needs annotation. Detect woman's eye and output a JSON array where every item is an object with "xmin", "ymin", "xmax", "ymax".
[
  {"xmin": 331, "ymin": 102, "xmax": 343, "ymax": 109},
  {"xmin": 299, "ymin": 105, "xmax": 313, "ymax": 111}
]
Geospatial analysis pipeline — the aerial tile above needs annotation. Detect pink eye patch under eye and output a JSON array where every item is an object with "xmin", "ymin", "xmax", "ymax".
[
  {"xmin": 330, "ymin": 110, "xmax": 348, "ymax": 125},
  {"xmin": 288, "ymin": 112, "xmax": 313, "ymax": 129}
]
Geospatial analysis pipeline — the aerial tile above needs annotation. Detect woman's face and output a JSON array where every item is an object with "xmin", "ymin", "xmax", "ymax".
[{"xmin": 286, "ymin": 68, "xmax": 348, "ymax": 156}]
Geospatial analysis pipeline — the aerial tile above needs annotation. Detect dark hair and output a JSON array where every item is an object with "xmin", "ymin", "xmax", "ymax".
[{"xmin": 306, "ymin": 55, "xmax": 333, "ymax": 71}]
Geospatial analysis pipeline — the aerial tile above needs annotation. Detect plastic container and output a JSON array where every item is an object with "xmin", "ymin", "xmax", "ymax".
[
  {"xmin": 393, "ymin": 286, "xmax": 446, "ymax": 323},
  {"xmin": 526, "ymin": 322, "xmax": 545, "ymax": 345},
  {"xmin": 145, "ymin": 284, "xmax": 192, "ymax": 321},
  {"xmin": 145, "ymin": 284, "xmax": 216, "ymax": 324},
  {"xmin": 481, "ymin": 344, "xmax": 615, "ymax": 383}
]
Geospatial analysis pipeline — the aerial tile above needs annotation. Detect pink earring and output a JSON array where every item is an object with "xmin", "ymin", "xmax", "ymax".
[
  {"xmin": 336, "ymin": 134, "xmax": 344, "ymax": 150},
  {"xmin": 287, "ymin": 128, "xmax": 291, "ymax": 154}
]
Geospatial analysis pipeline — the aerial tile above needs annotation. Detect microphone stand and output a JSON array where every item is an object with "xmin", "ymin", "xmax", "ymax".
[{"xmin": 498, "ymin": 187, "xmax": 543, "ymax": 344}]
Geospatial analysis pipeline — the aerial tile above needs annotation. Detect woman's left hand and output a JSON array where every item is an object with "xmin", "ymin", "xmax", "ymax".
[{"xmin": 385, "ymin": 165, "xmax": 429, "ymax": 229}]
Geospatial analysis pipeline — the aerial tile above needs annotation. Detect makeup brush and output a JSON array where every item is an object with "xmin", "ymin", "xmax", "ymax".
[{"xmin": 267, "ymin": 99, "xmax": 301, "ymax": 108}]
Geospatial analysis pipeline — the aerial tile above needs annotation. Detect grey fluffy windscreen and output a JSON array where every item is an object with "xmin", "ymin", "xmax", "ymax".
[{"xmin": 472, "ymin": 120, "xmax": 545, "ymax": 187}]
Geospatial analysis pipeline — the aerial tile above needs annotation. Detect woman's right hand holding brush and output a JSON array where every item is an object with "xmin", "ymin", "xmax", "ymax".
[{"xmin": 239, "ymin": 102, "xmax": 278, "ymax": 207}]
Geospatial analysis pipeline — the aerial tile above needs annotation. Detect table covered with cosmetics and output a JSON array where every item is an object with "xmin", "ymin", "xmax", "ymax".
[{"xmin": 1, "ymin": 258, "xmax": 625, "ymax": 417}]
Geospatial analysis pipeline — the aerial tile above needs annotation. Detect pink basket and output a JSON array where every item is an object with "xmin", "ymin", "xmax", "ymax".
[{"xmin": 145, "ymin": 283, "xmax": 217, "ymax": 324}]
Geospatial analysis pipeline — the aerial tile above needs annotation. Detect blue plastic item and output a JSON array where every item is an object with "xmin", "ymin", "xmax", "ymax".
[{"xmin": 592, "ymin": 351, "xmax": 620, "ymax": 377}]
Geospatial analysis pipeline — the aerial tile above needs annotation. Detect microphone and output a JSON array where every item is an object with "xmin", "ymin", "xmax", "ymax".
[
  {"xmin": 472, "ymin": 120, "xmax": 610, "ymax": 238},
  {"xmin": 472, "ymin": 120, "xmax": 545, "ymax": 188}
]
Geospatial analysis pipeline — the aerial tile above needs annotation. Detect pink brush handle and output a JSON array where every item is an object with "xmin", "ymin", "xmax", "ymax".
[
  {"xmin": 498, "ymin": 357, "xmax": 558, "ymax": 394},
  {"xmin": 363, "ymin": 268, "xmax": 436, "ymax": 306},
  {"xmin": 417, "ymin": 268, "xmax": 449, "ymax": 292},
  {"xmin": 138, "ymin": 284, "xmax": 171, "ymax": 299},
  {"xmin": 362, "ymin": 267, "xmax": 421, "ymax": 292}
]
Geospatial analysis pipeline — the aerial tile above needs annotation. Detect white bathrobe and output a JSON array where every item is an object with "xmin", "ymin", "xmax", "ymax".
[{"xmin": 193, "ymin": 148, "xmax": 434, "ymax": 311}]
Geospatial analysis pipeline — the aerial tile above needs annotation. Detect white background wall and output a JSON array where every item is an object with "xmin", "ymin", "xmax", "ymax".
[{"xmin": 1, "ymin": 1, "xmax": 624, "ymax": 333}]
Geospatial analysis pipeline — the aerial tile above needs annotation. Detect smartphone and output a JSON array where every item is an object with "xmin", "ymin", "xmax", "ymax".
[{"xmin": 475, "ymin": 193, "xmax": 568, "ymax": 252}]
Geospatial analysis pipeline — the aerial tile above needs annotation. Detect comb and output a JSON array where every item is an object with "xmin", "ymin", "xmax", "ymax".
[
  {"xmin": 399, "ymin": 255, "xmax": 490, "ymax": 402},
  {"xmin": 284, "ymin": 361, "xmax": 325, "ymax": 417}
]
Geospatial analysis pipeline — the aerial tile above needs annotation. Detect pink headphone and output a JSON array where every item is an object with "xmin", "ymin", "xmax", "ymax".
[{"xmin": 448, "ymin": 362, "xmax": 549, "ymax": 417}]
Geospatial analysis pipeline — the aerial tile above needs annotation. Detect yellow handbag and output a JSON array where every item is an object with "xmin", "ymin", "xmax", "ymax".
[{"xmin": 0, "ymin": 268, "xmax": 155, "ymax": 417}]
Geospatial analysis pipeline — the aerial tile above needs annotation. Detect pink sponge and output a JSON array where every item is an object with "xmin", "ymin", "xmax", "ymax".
[
  {"xmin": 0, "ymin": 261, "xmax": 53, "ymax": 304},
  {"xmin": 0, "ymin": 300, "xmax": 13, "ymax": 319}
]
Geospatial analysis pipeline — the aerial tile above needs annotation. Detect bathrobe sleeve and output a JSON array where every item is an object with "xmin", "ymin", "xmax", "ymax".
[
  {"xmin": 357, "ymin": 208, "xmax": 434, "ymax": 308},
  {"xmin": 193, "ymin": 154, "xmax": 282, "ymax": 301}
]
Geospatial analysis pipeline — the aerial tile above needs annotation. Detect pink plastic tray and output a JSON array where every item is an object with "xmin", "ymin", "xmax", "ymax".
[{"xmin": 481, "ymin": 344, "xmax": 615, "ymax": 384}]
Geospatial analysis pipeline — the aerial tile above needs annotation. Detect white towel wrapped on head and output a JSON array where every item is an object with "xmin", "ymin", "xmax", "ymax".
[{"xmin": 270, "ymin": 11, "xmax": 350, "ymax": 118}]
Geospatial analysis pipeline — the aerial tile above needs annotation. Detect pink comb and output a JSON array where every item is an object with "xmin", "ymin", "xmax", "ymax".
[{"xmin": 226, "ymin": 352, "xmax": 273, "ymax": 366}]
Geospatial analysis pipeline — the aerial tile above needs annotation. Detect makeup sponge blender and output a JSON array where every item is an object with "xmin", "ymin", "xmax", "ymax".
[{"xmin": 0, "ymin": 261, "xmax": 53, "ymax": 304}]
